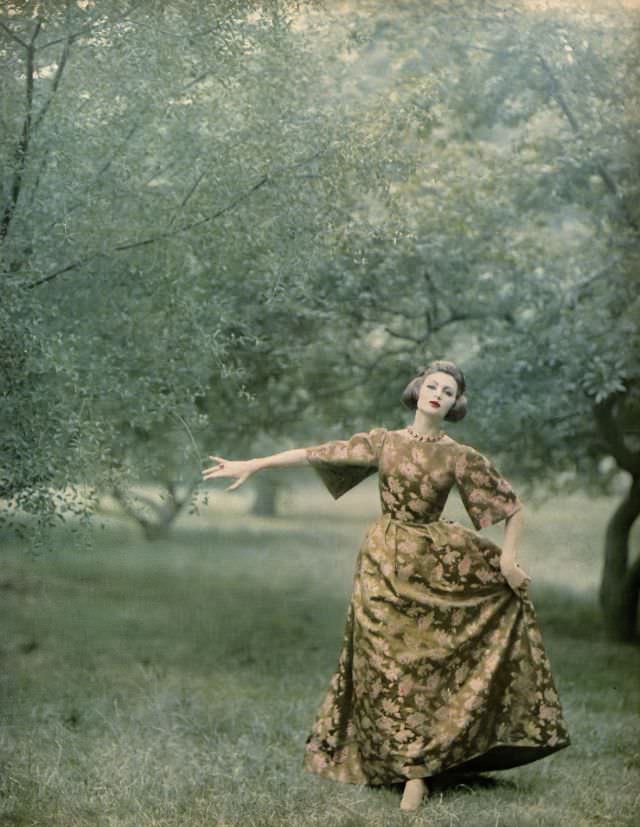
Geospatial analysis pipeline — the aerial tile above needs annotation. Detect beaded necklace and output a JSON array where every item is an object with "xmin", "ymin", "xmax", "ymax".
[{"xmin": 406, "ymin": 426, "xmax": 446, "ymax": 443}]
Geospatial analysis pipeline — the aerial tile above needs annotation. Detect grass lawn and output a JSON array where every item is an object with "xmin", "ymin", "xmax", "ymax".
[{"xmin": 1, "ymin": 481, "xmax": 639, "ymax": 826}]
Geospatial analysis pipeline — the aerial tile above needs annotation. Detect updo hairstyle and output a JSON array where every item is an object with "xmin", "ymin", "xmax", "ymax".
[{"xmin": 401, "ymin": 360, "xmax": 468, "ymax": 422}]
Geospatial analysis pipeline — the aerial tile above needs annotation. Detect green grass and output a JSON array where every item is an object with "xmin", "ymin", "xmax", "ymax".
[{"xmin": 1, "ymin": 485, "xmax": 639, "ymax": 826}]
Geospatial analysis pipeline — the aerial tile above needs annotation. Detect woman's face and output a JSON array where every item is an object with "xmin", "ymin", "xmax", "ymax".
[{"xmin": 416, "ymin": 371, "xmax": 458, "ymax": 418}]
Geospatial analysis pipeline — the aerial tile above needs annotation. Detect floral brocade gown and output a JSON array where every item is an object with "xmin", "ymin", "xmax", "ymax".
[{"xmin": 303, "ymin": 428, "xmax": 570, "ymax": 786}]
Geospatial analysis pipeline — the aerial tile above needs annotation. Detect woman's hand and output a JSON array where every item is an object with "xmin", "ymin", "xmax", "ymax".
[
  {"xmin": 500, "ymin": 558, "xmax": 531, "ymax": 594},
  {"xmin": 202, "ymin": 456, "xmax": 259, "ymax": 491}
]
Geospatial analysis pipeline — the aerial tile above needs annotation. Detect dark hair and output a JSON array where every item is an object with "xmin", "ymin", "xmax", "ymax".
[{"xmin": 401, "ymin": 360, "xmax": 467, "ymax": 422}]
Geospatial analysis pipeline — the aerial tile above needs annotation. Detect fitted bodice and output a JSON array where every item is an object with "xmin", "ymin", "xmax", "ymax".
[
  {"xmin": 377, "ymin": 434, "xmax": 456, "ymax": 523},
  {"xmin": 306, "ymin": 427, "xmax": 521, "ymax": 531}
]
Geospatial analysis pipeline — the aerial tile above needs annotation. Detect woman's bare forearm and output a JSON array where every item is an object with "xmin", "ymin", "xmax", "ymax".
[
  {"xmin": 202, "ymin": 447, "xmax": 309, "ymax": 487},
  {"xmin": 500, "ymin": 507, "xmax": 524, "ymax": 567},
  {"xmin": 250, "ymin": 448, "xmax": 309, "ymax": 472},
  {"xmin": 499, "ymin": 507, "xmax": 530, "ymax": 592}
]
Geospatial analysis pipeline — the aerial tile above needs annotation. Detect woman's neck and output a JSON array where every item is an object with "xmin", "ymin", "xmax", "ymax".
[{"xmin": 411, "ymin": 409, "xmax": 443, "ymax": 438}]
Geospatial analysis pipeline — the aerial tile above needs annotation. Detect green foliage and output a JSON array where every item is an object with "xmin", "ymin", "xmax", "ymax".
[
  {"xmin": 1, "ymin": 1, "xmax": 356, "ymax": 524},
  {"xmin": 2, "ymin": 0, "xmax": 639, "ymax": 533},
  {"xmin": 292, "ymin": 1, "xmax": 640, "ymax": 491}
]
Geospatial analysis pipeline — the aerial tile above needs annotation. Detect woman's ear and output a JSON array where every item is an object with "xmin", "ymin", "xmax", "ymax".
[{"xmin": 445, "ymin": 394, "xmax": 467, "ymax": 422}]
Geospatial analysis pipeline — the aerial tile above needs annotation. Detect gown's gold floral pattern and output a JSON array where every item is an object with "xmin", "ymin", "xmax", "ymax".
[{"xmin": 303, "ymin": 428, "xmax": 570, "ymax": 785}]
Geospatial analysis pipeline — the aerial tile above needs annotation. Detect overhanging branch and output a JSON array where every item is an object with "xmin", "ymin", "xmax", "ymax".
[{"xmin": 27, "ymin": 142, "xmax": 330, "ymax": 288}]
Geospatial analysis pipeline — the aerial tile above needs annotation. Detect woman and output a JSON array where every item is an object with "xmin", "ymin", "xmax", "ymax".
[{"xmin": 202, "ymin": 360, "xmax": 570, "ymax": 811}]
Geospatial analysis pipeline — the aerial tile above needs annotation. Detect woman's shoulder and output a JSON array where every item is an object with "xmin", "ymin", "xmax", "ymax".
[
  {"xmin": 454, "ymin": 440, "xmax": 479, "ymax": 454},
  {"xmin": 453, "ymin": 442, "xmax": 509, "ymax": 479}
]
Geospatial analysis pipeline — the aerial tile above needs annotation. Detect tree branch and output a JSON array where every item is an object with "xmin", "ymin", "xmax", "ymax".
[
  {"xmin": 26, "ymin": 252, "xmax": 102, "ymax": 287},
  {"xmin": 433, "ymin": 308, "xmax": 514, "ymax": 331},
  {"xmin": 593, "ymin": 394, "xmax": 640, "ymax": 475},
  {"xmin": 537, "ymin": 52, "xmax": 639, "ymax": 234},
  {"xmin": 0, "ymin": 21, "xmax": 28, "ymax": 48},
  {"xmin": 34, "ymin": 121, "xmax": 142, "ymax": 242},
  {"xmin": 2, "ymin": 30, "xmax": 72, "ymax": 247},
  {"xmin": 111, "ymin": 480, "xmax": 197, "ymax": 539},
  {"xmin": 39, "ymin": 1, "xmax": 137, "ymax": 51},
  {"xmin": 568, "ymin": 262, "xmax": 620, "ymax": 307},
  {"xmin": 0, "ymin": 20, "xmax": 41, "ymax": 242},
  {"xmin": 112, "ymin": 483, "xmax": 164, "ymax": 522},
  {"xmin": 29, "ymin": 60, "xmax": 249, "ymax": 243},
  {"xmin": 28, "ymin": 174, "xmax": 270, "ymax": 287},
  {"xmin": 355, "ymin": 300, "xmax": 515, "ymax": 349},
  {"xmin": 167, "ymin": 168, "xmax": 209, "ymax": 228},
  {"xmin": 27, "ymin": 141, "xmax": 325, "ymax": 289},
  {"xmin": 21, "ymin": 36, "xmax": 211, "ymax": 240},
  {"xmin": 537, "ymin": 54, "xmax": 579, "ymax": 132},
  {"xmin": 33, "ymin": 36, "xmax": 71, "ymax": 131},
  {"xmin": 423, "ymin": 268, "xmax": 441, "ymax": 332},
  {"xmin": 357, "ymin": 295, "xmax": 425, "ymax": 320},
  {"xmin": 383, "ymin": 326, "xmax": 426, "ymax": 345},
  {"xmin": 27, "ymin": 137, "xmax": 328, "ymax": 288}
]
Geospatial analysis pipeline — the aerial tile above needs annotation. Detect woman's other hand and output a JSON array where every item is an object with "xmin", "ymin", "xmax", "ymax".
[
  {"xmin": 500, "ymin": 559, "xmax": 531, "ymax": 594},
  {"xmin": 202, "ymin": 456, "xmax": 259, "ymax": 490}
]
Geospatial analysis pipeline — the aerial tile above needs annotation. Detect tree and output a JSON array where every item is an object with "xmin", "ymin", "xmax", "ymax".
[
  {"xmin": 0, "ymin": 0, "xmax": 370, "ymax": 535},
  {"xmin": 2, "ymin": 0, "xmax": 639, "ymax": 640},
  {"xmin": 274, "ymin": 1, "xmax": 640, "ymax": 638}
]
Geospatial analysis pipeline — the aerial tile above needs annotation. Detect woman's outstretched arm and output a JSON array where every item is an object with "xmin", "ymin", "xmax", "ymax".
[{"xmin": 202, "ymin": 448, "xmax": 308, "ymax": 491}]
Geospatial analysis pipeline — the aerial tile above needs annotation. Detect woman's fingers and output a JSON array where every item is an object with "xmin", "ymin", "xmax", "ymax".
[
  {"xmin": 202, "ymin": 456, "xmax": 229, "ymax": 479},
  {"xmin": 226, "ymin": 475, "xmax": 248, "ymax": 492},
  {"xmin": 202, "ymin": 459, "xmax": 253, "ymax": 490},
  {"xmin": 227, "ymin": 471, "xmax": 253, "ymax": 491}
]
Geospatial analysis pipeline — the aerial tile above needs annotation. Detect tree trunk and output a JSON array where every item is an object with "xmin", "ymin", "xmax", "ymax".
[
  {"xmin": 112, "ymin": 481, "xmax": 195, "ymax": 541},
  {"xmin": 599, "ymin": 475, "xmax": 640, "ymax": 641},
  {"xmin": 251, "ymin": 475, "xmax": 281, "ymax": 517}
]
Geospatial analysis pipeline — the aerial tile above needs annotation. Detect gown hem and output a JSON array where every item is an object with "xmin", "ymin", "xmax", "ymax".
[{"xmin": 303, "ymin": 737, "xmax": 571, "ymax": 786}]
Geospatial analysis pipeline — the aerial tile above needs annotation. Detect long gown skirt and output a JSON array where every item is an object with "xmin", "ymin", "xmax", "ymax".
[{"xmin": 303, "ymin": 515, "xmax": 570, "ymax": 785}]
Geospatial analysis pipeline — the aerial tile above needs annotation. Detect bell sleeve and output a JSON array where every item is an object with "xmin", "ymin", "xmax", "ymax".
[
  {"xmin": 454, "ymin": 446, "xmax": 522, "ymax": 530},
  {"xmin": 305, "ymin": 428, "xmax": 386, "ymax": 500}
]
